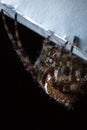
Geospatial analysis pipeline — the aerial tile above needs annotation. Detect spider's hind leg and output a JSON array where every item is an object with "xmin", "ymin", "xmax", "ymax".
[
  {"xmin": 1, "ymin": 10, "xmax": 37, "ymax": 80},
  {"xmin": 1, "ymin": 9, "xmax": 16, "ymax": 48},
  {"xmin": 14, "ymin": 13, "xmax": 37, "ymax": 79}
]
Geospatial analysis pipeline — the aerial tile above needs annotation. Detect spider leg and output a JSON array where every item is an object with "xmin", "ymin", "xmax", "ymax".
[
  {"xmin": 1, "ymin": 9, "xmax": 16, "ymax": 48},
  {"xmin": 59, "ymin": 41, "xmax": 68, "ymax": 57},
  {"xmin": 14, "ymin": 13, "xmax": 37, "ymax": 79},
  {"xmin": 61, "ymin": 41, "xmax": 68, "ymax": 52},
  {"xmin": 14, "ymin": 14, "xmax": 37, "ymax": 79},
  {"xmin": 1, "ymin": 10, "xmax": 37, "ymax": 80},
  {"xmin": 63, "ymin": 41, "xmax": 68, "ymax": 48},
  {"xmin": 62, "ymin": 36, "xmax": 81, "ymax": 94},
  {"xmin": 70, "ymin": 36, "xmax": 78, "ymax": 54},
  {"xmin": 43, "ymin": 36, "xmax": 50, "ymax": 44}
]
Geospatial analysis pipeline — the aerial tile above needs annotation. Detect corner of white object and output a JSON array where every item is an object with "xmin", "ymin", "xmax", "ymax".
[{"xmin": 0, "ymin": 0, "xmax": 19, "ymax": 10}]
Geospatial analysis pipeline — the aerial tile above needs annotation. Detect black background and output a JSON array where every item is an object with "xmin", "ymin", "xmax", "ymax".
[{"xmin": 0, "ymin": 13, "xmax": 87, "ymax": 129}]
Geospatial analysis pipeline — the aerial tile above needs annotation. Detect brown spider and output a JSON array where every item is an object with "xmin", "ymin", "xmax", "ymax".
[{"xmin": 1, "ymin": 10, "xmax": 87, "ymax": 109}]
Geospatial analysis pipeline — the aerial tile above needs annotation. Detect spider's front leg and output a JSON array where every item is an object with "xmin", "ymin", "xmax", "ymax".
[
  {"xmin": 1, "ymin": 10, "xmax": 37, "ymax": 80},
  {"xmin": 70, "ymin": 36, "xmax": 78, "ymax": 55},
  {"xmin": 61, "ymin": 36, "xmax": 84, "ymax": 94}
]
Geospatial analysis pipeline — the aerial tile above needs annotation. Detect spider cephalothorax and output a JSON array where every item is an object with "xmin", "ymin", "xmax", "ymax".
[{"xmin": 1, "ymin": 10, "xmax": 87, "ymax": 109}]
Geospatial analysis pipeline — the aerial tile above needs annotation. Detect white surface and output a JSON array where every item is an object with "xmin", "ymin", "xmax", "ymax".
[{"xmin": 0, "ymin": 0, "xmax": 87, "ymax": 61}]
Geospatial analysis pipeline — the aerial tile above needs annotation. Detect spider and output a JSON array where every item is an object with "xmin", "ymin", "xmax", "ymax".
[{"xmin": 1, "ymin": 9, "xmax": 87, "ymax": 109}]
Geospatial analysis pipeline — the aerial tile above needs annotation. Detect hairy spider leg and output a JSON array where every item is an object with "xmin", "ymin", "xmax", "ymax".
[
  {"xmin": 59, "ymin": 41, "xmax": 68, "ymax": 58},
  {"xmin": 70, "ymin": 36, "xmax": 78, "ymax": 54},
  {"xmin": 62, "ymin": 36, "xmax": 84, "ymax": 94},
  {"xmin": 1, "ymin": 10, "xmax": 37, "ymax": 80},
  {"xmin": 14, "ymin": 13, "xmax": 37, "ymax": 79},
  {"xmin": 1, "ymin": 9, "xmax": 16, "ymax": 48}
]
